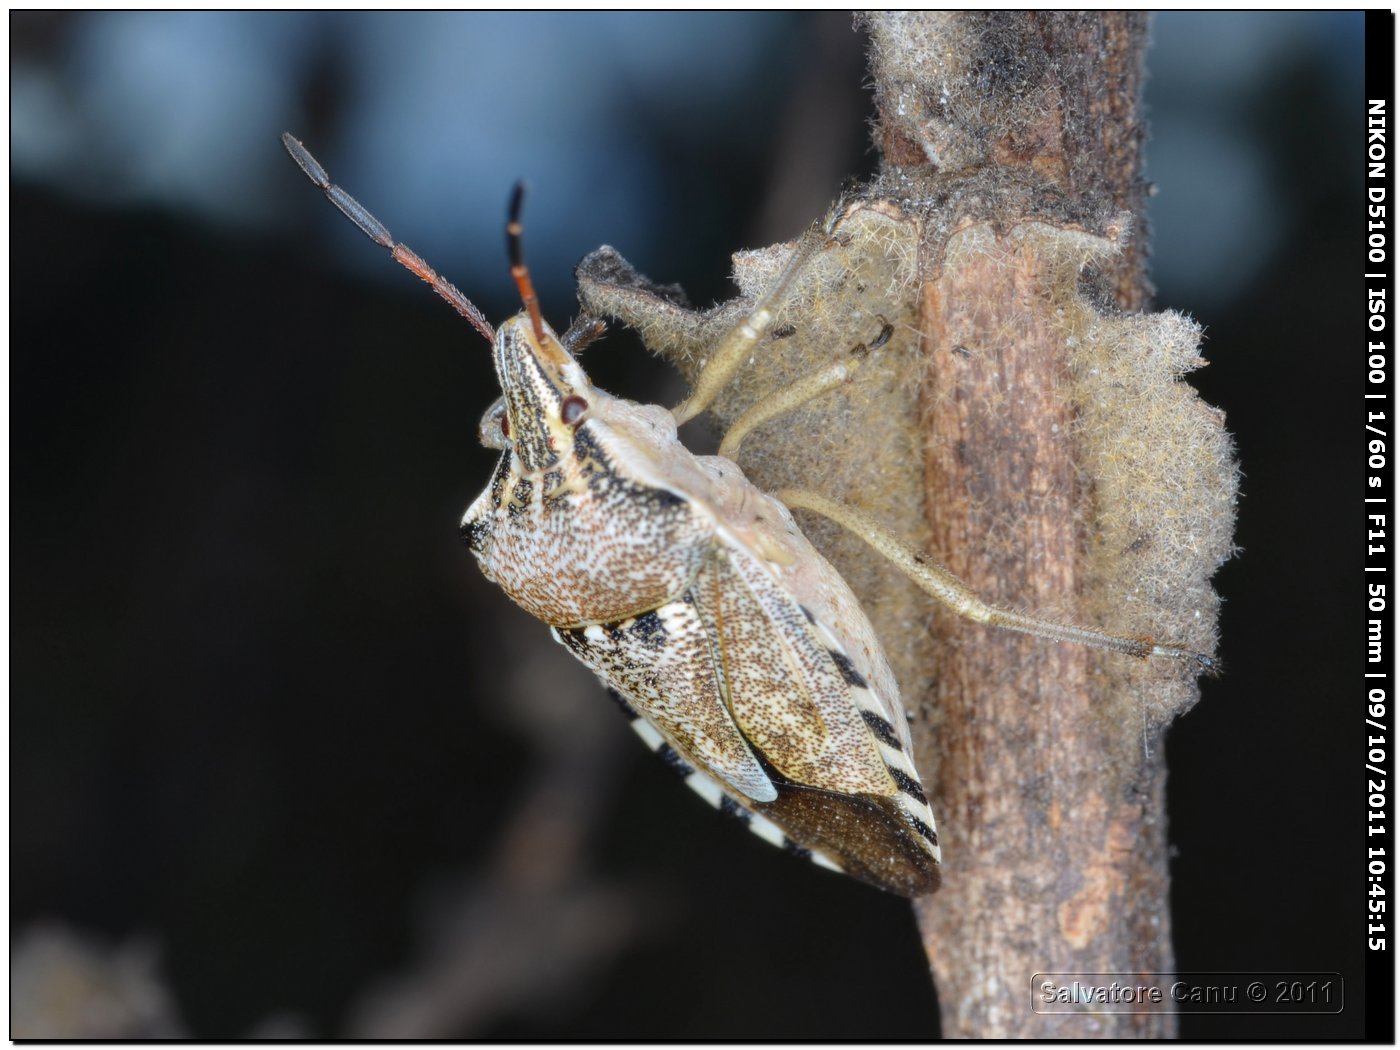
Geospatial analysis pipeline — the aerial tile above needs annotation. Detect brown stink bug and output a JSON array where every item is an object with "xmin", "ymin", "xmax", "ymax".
[{"xmin": 283, "ymin": 133, "xmax": 1213, "ymax": 896}]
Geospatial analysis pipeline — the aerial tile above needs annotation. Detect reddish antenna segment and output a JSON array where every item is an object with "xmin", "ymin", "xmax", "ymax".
[
  {"xmin": 506, "ymin": 182, "xmax": 548, "ymax": 345},
  {"xmin": 281, "ymin": 132, "xmax": 496, "ymax": 344}
]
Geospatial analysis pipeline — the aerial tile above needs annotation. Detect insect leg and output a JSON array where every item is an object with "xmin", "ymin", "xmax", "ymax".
[
  {"xmin": 672, "ymin": 222, "xmax": 832, "ymax": 426},
  {"xmin": 561, "ymin": 316, "xmax": 608, "ymax": 356},
  {"xmin": 774, "ymin": 487, "xmax": 1219, "ymax": 674},
  {"xmin": 717, "ymin": 321, "xmax": 893, "ymax": 460}
]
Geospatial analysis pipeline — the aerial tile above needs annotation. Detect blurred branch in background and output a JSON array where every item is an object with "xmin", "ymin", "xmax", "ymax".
[
  {"xmin": 345, "ymin": 631, "xmax": 657, "ymax": 1038},
  {"xmin": 13, "ymin": 628, "xmax": 652, "ymax": 1039},
  {"xmin": 12, "ymin": 924, "xmax": 186, "ymax": 1039}
]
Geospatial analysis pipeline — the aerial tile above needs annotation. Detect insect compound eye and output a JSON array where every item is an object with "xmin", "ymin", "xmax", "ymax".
[
  {"xmin": 500, "ymin": 414, "xmax": 510, "ymax": 438},
  {"xmin": 560, "ymin": 395, "xmax": 589, "ymax": 426}
]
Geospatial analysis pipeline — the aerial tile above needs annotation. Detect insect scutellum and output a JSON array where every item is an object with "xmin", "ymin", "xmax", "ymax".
[{"xmin": 283, "ymin": 132, "xmax": 1216, "ymax": 897}]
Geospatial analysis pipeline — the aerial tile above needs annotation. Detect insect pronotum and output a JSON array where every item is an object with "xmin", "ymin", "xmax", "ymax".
[{"xmin": 282, "ymin": 133, "xmax": 1215, "ymax": 897}]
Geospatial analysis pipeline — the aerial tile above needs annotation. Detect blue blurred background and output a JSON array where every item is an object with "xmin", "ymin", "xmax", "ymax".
[{"xmin": 10, "ymin": 11, "xmax": 1368, "ymax": 1039}]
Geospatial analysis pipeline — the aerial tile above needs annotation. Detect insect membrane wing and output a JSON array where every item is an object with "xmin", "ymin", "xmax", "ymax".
[
  {"xmin": 753, "ymin": 782, "xmax": 942, "ymax": 896},
  {"xmin": 552, "ymin": 601, "xmax": 777, "ymax": 803}
]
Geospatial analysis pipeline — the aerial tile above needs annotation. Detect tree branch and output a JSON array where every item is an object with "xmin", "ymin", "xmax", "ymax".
[{"xmin": 864, "ymin": 12, "xmax": 1235, "ymax": 1037}]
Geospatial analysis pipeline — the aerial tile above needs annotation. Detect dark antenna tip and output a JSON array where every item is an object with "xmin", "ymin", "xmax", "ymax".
[
  {"xmin": 507, "ymin": 181, "xmax": 527, "ymax": 268},
  {"xmin": 282, "ymin": 133, "xmax": 496, "ymax": 344}
]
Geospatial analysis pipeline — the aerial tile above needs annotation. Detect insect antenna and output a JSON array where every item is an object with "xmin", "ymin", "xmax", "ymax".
[
  {"xmin": 506, "ymin": 182, "xmax": 548, "ymax": 345},
  {"xmin": 281, "ymin": 133, "xmax": 496, "ymax": 344}
]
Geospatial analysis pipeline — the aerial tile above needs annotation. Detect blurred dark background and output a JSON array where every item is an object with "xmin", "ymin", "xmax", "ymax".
[{"xmin": 11, "ymin": 11, "xmax": 1369, "ymax": 1039}]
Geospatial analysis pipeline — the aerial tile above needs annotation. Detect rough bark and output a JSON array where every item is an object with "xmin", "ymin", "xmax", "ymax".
[{"xmin": 576, "ymin": 10, "xmax": 1236, "ymax": 1038}]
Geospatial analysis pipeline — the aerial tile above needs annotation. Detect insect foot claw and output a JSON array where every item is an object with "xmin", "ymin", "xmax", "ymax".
[
  {"xmin": 1152, "ymin": 645, "xmax": 1221, "ymax": 676},
  {"xmin": 1193, "ymin": 652, "xmax": 1222, "ymax": 677}
]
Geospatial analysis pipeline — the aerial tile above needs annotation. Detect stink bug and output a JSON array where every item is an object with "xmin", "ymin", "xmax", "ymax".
[{"xmin": 282, "ymin": 134, "xmax": 1214, "ymax": 897}]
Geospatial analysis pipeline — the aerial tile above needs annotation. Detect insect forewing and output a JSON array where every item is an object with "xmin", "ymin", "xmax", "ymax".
[
  {"xmin": 553, "ymin": 606, "xmax": 779, "ymax": 804},
  {"xmin": 692, "ymin": 540, "xmax": 896, "ymax": 796}
]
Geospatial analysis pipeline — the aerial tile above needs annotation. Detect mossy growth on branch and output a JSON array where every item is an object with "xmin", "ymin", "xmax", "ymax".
[{"xmin": 577, "ymin": 194, "xmax": 1234, "ymax": 783}]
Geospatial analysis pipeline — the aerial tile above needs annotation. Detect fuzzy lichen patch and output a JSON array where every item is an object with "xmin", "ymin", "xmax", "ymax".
[
  {"xmin": 862, "ymin": 11, "xmax": 1155, "ymax": 311},
  {"xmin": 1065, "ymin": 305, "xmax": 1236, "ymax": 725},
  {"xmin": 861, "ymin": 12, "xmax": 1148, "ymax": 195}
]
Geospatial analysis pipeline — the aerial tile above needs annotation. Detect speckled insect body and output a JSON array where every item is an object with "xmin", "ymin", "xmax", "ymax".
[
  {"xmin": 459, "ymin": 315, "xmax": 941, "ymax": 896},
  {"xmin": 283, "ymin": 133, "xmax": 942, "ymax": 896}
]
